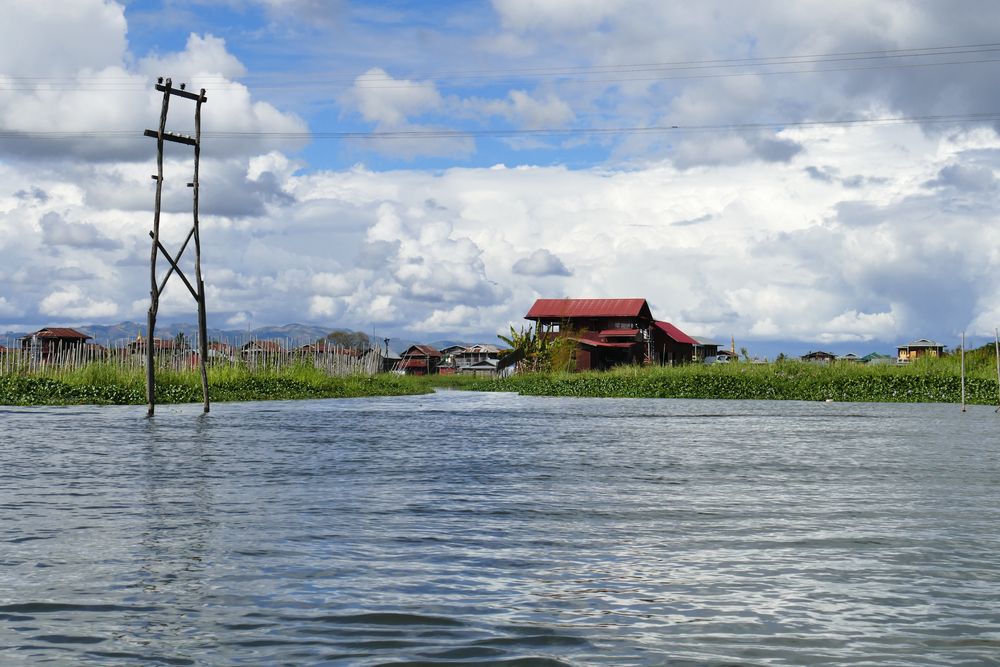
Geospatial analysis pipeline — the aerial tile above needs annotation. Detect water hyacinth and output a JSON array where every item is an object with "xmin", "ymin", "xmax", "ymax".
[
  {"xmin": 0, "ymin": 362, "xmax": 431, "ymax": 406},
  {"xmin": 473, "ymin": 357, "xmax": 1000, "ymax": 405}
]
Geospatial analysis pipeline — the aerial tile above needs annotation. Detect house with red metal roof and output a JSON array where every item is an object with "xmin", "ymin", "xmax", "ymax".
[
  {"xmin": 652, "ymin": 320, "xmax": 699, "ymax": 365},
  {"xmin": 524, "ymin": 298, "xmax": 698, "ymax": 371},
  {"xmin": 19, "ymin": 327, "xmax": 92, "ymax": 360},
  {"xmin": 399, "ymin": 344, "xmax": 442, "ymax": 375}
]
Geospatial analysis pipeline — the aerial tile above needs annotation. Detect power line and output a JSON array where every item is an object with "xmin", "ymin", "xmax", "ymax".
[
  {"xmin": 3, "ymin": 111, "xmax": 999, "ymax": 142},
  {"xmin": 2, "ymin": 41, "xmax": 1000, "ymax": 91}
]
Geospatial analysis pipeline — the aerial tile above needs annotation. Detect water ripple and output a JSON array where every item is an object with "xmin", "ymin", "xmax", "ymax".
[{"xmin": 1, "ymin": 395, "xmax": 998, "ymax": 665}]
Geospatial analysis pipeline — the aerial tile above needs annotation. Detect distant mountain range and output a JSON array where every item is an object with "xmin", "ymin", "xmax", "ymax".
[{"xmin": 0, "ymin": 321, "xmax": 469, "ymax": 354}]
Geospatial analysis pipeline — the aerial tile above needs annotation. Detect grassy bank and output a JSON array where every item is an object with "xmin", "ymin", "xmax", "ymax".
[
  {"xmin": 6, "ymin": 356, "xmax": 1000, "ymax": 407},
  {"xmin": 0, "ymin": 363, "xmax": 434, "ymax": 406},
  {"xmin": 472, "ymin": 358, "xmax": 1000, "ymax": 405}
]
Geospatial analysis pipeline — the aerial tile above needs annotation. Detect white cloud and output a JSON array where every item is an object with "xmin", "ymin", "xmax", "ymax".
[
  {"xmin": 344, "ymin": 68, "xmax": 442, "ymax": 126},
  {"xmin": 39, "ymin": 285, "xmax": 118, "ymax": 319},
  {"xmin": 138, "ymin": 33, "xmax": 246, "ymax": 81},
  {"xmin": 0, "ymin": 296, "xmax": 23, "ymax": 317},
  {"xmin": 0, "ymin": 0, "xmax": 126, "ymax": 76},
  {"xmin": 472, "ymin": 90, "xmax": 575, "ymax": 129},
  {"xmin": 308, "ymin": 295, "xmax": 342, "ymax": 319},
  {"xmin": 512, "ymin": 248, "xmax": 572, "ymax": 276},
  {"xmin": 6, "ymin": 0, "xmax": 1000, "ymax": 351},
  {"xmin": 40, "ymin": 212, "xmax": 122, "ymax": 250},
  {"xmin": 0, "ymin": 5, "xmax": 306, "ymax": 162},
  {"xmin": 492, "ymin": 0, "xmax": 628, "ymax": 32}
]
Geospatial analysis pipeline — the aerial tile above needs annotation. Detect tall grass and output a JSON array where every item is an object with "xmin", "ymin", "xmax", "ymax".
[
  {"xmin": 6, "ymin": 354, "xmax": 999, "ymax": 407},
  {"xmin": 0, "ymin": 362, "xmax": 431, "ymax": 406},
  {"xmin": 475, "ymin": 357, "xmax": 1000, "ymax": 405}
]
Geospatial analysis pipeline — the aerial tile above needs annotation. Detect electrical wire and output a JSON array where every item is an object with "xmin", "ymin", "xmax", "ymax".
[
  {"xmin": 1, "ymin": 41, "xmax": 999, "ymax": 91},
  {"xmin": 2, "ymin": 112, "xmax": 999, "ymax": 142}
]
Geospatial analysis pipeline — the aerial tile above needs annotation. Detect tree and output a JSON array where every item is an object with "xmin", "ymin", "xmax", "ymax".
[
  {"xmin": 325, "ymin": 329, "xmax": 371, "ymax": 351},
  {"xmin": 498, "ymin": 324, "xmax": 551, "ymax": 373},
  {"xmin": 174, "ymin": 331, "xmax": 190, "ymax": 351}
]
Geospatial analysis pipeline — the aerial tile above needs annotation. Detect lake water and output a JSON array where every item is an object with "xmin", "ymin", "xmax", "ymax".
[{"xmin": 1, "ymin": 391, "xmax": 999, "ymax": 666}]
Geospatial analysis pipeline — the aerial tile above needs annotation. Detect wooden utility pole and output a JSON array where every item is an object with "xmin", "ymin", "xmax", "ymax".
[
  {"xmin": 994, "ymin": 328, "xmax": 999, "ymax": 413},
  {"xmin": 961, "ymin": 331, "xmax": 966, "ymax": 413},
  {"xmin": 144, "ymin": 77, "xmax": 210, "ymax": 416}
]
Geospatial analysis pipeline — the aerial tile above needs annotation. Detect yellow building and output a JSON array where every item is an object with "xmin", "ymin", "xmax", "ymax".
[{"xmin": 896, "ymin": 338, "xmax": 945, "ymax": 363}]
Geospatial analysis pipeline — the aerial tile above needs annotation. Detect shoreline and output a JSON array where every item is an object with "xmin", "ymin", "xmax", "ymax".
[{"xmin": 4, "ymin": 361, "xmax": 1000, "ymax": 407}]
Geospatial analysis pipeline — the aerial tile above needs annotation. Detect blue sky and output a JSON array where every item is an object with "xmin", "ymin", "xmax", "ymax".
[
  {"xmin": 3, "ymin": 1, "xmax": 1000, "ymax": 356},
  {"xmin": 123, "ymin": 0, "xmax": 615, "ymax": 171}
]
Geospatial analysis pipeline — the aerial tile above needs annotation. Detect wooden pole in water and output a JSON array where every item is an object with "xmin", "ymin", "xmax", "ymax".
[
  {"xmin": 144, "ymin": 77, "xmax": 210, "ymax": 416},
  {"xmin": 147, "ymin": 78, "xmax": 171, "ymax": 417},
  {"xmin": 193, "ymin": 87, "xmax": 210, "ymax": 413},
  {"xmin": 994, "ymin": 328, "xmax": 1000, "ymax": 413},
  {"xmin": 961, "ymin": 331, "xmax": 967, "ymax": 413}
]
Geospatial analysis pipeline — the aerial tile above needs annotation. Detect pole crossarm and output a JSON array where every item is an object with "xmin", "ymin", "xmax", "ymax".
[
  {"xmin": 143, "ymin": 129, "xmax": 197, "ymax": 146},
  {"xmin": 155, "ymin": 83, "xmax": 207, "ymax": 103},
  {"xmin": 144, "ymin": 76, "xmax": 210, "ymax": 416}
]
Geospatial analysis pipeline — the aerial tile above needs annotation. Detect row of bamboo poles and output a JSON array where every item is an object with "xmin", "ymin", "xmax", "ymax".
[{"xmin": 0, "ymin": 337, "xmax": 385, "ymax": 378}]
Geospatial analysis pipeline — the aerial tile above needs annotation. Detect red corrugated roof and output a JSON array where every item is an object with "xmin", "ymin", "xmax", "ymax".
[
  {"xmin": 403, "ymin": 344, "xmax": 441, "ymax": 358},
  {"xmin": 526, "ymin": 298, "xmax": 651, "ymax": 319},
  {"xmin": 653, "ymin": 321, "xmax": 699, "ymax": 345},
  {"xmin": 22, "ymin": 327, "xmax": 91, "ymax": 340}
]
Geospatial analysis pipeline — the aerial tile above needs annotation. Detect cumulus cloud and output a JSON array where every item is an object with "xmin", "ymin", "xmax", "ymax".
[
  {"xmin": 0, "ymin": 0, "xmax": 126, "ymax": 76},
  {"xmin": 493, "ymin": 0, "xmax": 628, "ymax": 32},
  {"xmin": 512, "ymin": 248, "xmax": 572, "ymax": 276},
  {"xmin": 344, "ymin": 68, "xmax": 442, "ymax": 126},
  {"xmin": 0, "ymin": 296, "xmax": 23, "ymax": 317},
  {"xmin": 39, "ymin": 285, "xmax": 118, "ymax": 319},
  {"xmin": 0, "ymin": 4, "xmax": 306, "ymax": 163},
  {"xmin": 472, "ymin": 90, "xmax": 575, "ymax": 129},
  {"xmin": 40, "ymin": 212, "xmax": 122, "ymax": 250},
  {"xmin": 6, "ymin": 0, "xmax": 1000, "ymax": 352},
  {"xmin": 139, "ymin": 33, "xmax": 246, "ymax": 80},
  {"xmin": 925, "ymin": 164, "xmax": 998, "ymax": 192}
]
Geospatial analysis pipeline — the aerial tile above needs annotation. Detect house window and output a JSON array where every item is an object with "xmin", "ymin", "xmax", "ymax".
[{"xmin": 611, "ymin": 321, "xmax": 633, "ymax": 329}]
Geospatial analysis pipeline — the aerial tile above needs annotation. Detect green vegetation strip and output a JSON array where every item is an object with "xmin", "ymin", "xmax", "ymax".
[
  {"xmin": 5, "ymin": 356, "xmax": 1000, "ymax": 406},
  {"xmin": 471, "ymin": 359, "xmax": 1000, "ymax": 405},
  {"xmin": 0, "ymin": 363, "xmax": 433, "ymax": 406}
]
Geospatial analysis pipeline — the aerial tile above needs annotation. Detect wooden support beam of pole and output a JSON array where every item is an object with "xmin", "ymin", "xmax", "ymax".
[
  {"xmin": 147, "ymin": 77, "xmax": 171, "ymax": 418},
  {"xmin": 149, "ymin": 232, "xmax": 199, "ymax": 301},
  {"xmin": 143, "ymin": 129, "xmax": 197, "ymax": 146},
  {"xmin": 155, "ymin": 83, "xmax": 208, "ymax": 102},
  {"xmin": 193, "ymin": 88, "xmax": 210, "ymax": 414},
  {"xmin": 156, "ymin": 226, "xmax": 195, "ymax": 295}
]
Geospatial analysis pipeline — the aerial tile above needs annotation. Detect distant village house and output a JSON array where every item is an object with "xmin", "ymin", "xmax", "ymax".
[
  {"xmin": 524, "ymin": 298, "xmax": 702, "ymax": 371},
  {"xmin": 399, "ymin": 345, "xmax": 442, "ymax": 376},
  {"xmin": 801, "ymin": 350, "xmax": 837, "ymax": 363},
  {"xmin": 19, "ymin": 327, "xmax": 92, "ymax": 360},
  {"xmin": 897, "ymin": 338, "xmax": 945, "ymax": 363}
]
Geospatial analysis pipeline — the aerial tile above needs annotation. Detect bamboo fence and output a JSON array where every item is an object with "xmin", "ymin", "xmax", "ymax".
[{"xmin": 0, "ymin": 336, "xmax": 384, "ymax": 378}]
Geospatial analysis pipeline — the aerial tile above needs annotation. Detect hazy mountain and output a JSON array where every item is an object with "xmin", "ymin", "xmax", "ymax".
[{"xmin": 1, "ymin": 322, "xmax": 482, "ymax": 353}]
